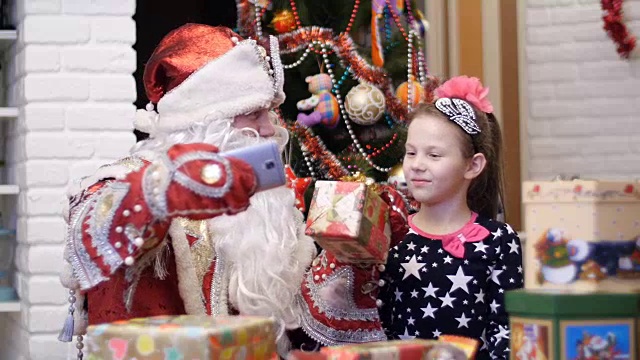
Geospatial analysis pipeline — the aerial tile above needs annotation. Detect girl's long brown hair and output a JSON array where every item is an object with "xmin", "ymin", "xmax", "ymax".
[{"xmin": 407, "ymin": 103, "xmax": 505, "ymax": 220}]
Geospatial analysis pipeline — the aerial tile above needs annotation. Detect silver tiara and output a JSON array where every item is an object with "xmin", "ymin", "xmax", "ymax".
[{"xmin": 434, "ymin": 98, "xmax": 481, "ymax": 135}]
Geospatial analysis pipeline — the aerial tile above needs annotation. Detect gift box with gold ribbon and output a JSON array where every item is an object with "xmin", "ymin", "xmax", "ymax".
[{"xmin": 85, "ymin": 315, "xmax": 277, "ymax": 360}]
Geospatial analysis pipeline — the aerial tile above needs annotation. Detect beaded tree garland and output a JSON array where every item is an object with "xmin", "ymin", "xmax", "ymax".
[{"xmin": 235, "ymin": 0, "xmax": 435, "ymax": 179}]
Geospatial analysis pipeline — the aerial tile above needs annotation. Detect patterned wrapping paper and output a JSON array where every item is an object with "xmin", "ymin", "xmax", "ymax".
[
  {"xmin": 522, "ymin": 180, "xmax": 640, "ymax": 291},
  {"xmin": 522, "ymin": 180, "xmax": 640, "ymax": 240},
  {"xmin": 305, "ymin": 181, "xmax": 391, "ymax": 264},
  {"xmin": 85, "ymin": 315, "xmax": 278, "ymax": 360},
  {"xmin": 287, "ymin": 339, "xmax": 472, "ymax": 360}
]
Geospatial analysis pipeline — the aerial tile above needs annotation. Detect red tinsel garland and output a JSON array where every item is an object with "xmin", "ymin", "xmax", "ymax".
[
  {"xmin": 287, "ymin": 122, "xmax": 350, "ymax": 179},
  {"xmin": 277, "ymin": 27, "xmax": 334, "ymax": 54},
  {"xmin": 601, "ymin": 0, "xmax": 636, "ymax": 59}
]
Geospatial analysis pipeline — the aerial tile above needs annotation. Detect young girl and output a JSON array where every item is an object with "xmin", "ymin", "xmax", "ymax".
[{"xmin": 378, "ymin": 76, "xmax": 524, "ymax": 359}]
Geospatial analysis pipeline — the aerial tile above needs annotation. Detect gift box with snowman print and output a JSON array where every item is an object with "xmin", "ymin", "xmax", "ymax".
[{"xmin": 522, "ymin": 179, "xmax": 640, "ymax": 292}]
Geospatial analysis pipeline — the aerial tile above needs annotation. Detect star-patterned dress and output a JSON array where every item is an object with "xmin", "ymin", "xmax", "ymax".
[{"xmin": 378, "ymin": 213, "xmax": 523, "ymax": 360}]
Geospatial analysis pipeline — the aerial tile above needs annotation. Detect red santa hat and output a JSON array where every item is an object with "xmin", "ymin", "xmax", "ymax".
[{"xmin": 135, "ymin": 24, "xmax": 285, "ymax": 134}]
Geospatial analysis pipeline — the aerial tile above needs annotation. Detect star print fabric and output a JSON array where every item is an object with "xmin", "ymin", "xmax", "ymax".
[{"xmin": 378, "ymin": 214, "xmax": 524, "ymax": 360}]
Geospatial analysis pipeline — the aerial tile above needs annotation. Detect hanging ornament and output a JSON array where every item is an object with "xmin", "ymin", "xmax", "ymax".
[
  {"xmin": 387, "ymin": 163, "xmax": 420, "ymax": 213},
  {"xmin": 387, "ymin": 163, "xmax": 407, "ymax": 192},
  {"xmin": 297, "ymin": 73, "xmax": 340, "ymax": 128},
  {"xmin": 284, "ymin": 165, "xmax": 312, "ymax": 211},
  {"xmin": 344, "ymin": 83, "xmax": 386, "ymax": 126},
  {"xmin": 371, "ymin": 0, "xmax": 386, "ymax": 67},
  {"xmin": 396, "ymin": 80, "xmax": 425, "ymax": 108},
  {"xmin": 271, "ymin": 10, "xmax": 297, "ymax": 34}
]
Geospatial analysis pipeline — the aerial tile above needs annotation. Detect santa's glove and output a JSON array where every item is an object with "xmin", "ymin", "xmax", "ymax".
[
  {"xmin": 130, "ymin": 143, "xmax": 257, "ymax": 221},
  {"xmin": 378, "ymin": 185, "xmax": 409, "ymax": 248}
]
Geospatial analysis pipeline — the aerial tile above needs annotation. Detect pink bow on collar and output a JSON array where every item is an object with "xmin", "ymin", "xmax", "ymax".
[
  {"xmin": 408, "ymin": 214, "xmax": 490, "ymax": 258},
  {"xmin": 440, "ymin": 224, "xmax": 490, "ymax": 258}
]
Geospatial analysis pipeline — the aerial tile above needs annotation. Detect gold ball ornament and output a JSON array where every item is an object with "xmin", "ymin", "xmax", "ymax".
[
  {"xmin": 396, "ymin": 80, "xmax": 425, "ymax": 108},
  {"xmin": 271, "ymin": 10, "xmax": 297, "ymax": 34},
  {"xmin": 387, "ymin": 164, "xmax": 407, "ymax": 191},
  {"xmin": 344, "ymin": 83, "xmax": 386, "ymax": 126}
]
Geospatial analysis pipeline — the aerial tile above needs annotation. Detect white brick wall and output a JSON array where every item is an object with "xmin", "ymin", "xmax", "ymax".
[
  {"xmin": 1, "ymin": 1, "xmax": 137, "ymax": 359},
  {"xmin": 524, "ymin": 0, "xmax": 640, "ymax": 179}
]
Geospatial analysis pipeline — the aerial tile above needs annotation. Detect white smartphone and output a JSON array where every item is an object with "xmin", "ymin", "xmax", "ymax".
[{"xmin": 220, "ymin": 141, "xmax": 286, "ymax": 192}]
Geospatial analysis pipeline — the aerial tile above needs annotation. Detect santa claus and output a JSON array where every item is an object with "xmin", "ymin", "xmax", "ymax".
[{"xmin": 59, "ymin": 24, "xmax": 316, "ymax": 356}]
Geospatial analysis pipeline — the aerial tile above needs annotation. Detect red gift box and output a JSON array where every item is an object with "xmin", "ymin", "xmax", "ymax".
[{"xmin": 305, "ymin": 181, "xmax": 391, "ymax": 264}]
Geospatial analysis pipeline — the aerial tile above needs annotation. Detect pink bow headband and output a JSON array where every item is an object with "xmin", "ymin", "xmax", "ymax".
[{"xmin": 433, "ymin": 76, "xmax": 494, "ymax": 135}]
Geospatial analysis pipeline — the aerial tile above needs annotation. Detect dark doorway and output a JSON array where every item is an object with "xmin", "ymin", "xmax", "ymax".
[{"xmin": 133, "ymin": 0, "xmax": 237, "ymax": 139}]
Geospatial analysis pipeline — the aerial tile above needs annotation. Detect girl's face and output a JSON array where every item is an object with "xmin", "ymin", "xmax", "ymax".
[{"xmin": 403, "ymin": 114, "xmax": 483, "ymax": 207}]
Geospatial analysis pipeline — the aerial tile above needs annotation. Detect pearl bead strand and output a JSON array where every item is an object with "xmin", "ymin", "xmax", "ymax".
[{"xmin": 318, "ymin": 41, "xmax": 392, "ymax": 173}]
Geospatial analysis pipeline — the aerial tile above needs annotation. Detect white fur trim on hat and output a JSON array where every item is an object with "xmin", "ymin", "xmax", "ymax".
[
  {"xmin": 155, "ymin": 40, "xmax": 285, "ymax": 133},
  {"xmin": 134, "ymin": 108, "xmax": 159, "ymax": 135}
]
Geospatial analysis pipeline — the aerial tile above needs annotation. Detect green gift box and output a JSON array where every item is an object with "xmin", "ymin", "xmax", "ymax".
[{"xmin": 505, "ymin": 289, "xmax": 640, "ymax": 360}]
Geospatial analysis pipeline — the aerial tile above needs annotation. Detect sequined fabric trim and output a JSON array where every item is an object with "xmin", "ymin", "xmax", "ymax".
[
  {"xmin": 69, "ymin": 200, "xmax": 107, "ymax": 289},
  {"xmin": 99, "ymin": 156, "xmax": 145, "ymax": 172},
  {"xmin": 306, "ymin": 266, "xmax": 379, "ymax": 321},
  {"xmin": 85, "ymin": 182, "xmax": 131, "ymax": 273},
  {"xmin": 172, "ymin": 151, "xmax": 233, "ymax": 199},
  {"xmin": 68, "ymin": 185, "xmax": 120, "ymax": 289},
  {"xmin": 179, "ymin": 218, "xmax": 213, "ymax": 287},
  {"xmin": 296, "ymin": 294, "xmax": 386, "ymax": 346},
  {"xmin": 124, "ymin": 223, "xmax": 145, "ymax": 254},
  {"xmin": 210, "ymin": 252, "xmax": 229, "ymax": 316},
  {"xmin": 142, "ymin": 156, "xmax": 172, "ymax": 219},
  {"xmin": 269, "ymin": 35, "xmax": 284, "ymax": 96}
]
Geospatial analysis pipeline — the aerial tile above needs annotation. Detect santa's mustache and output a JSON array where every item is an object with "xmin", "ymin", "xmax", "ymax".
[{"xmin": 218, "ymin": 125, "xmax": 289, "ymax": 153}]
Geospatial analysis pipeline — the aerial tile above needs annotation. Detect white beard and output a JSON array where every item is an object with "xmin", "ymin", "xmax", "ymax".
[
  {"xmin": 208, "ymin": 186, "xmax": 315, "ymax": 331},
  {"xmin": 131, "ymin": 118, "xmax": 316, "ymax": 342}
]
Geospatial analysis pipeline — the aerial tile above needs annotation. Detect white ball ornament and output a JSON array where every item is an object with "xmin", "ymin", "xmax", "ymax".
[{"xmin": 344, "ymin": 83, "xmax": 386, "ymax": 126}]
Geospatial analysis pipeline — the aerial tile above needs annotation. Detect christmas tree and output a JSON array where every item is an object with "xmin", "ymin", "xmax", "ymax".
[{"xmin": 235, "ymin": 0, "xmax": 436, "ymax": 184}]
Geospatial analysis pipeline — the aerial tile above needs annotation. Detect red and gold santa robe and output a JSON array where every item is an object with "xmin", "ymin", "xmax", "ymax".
[
  {"xmin": 61, "ymin": 143, "xmax": 259, "ymax": 331},
  {"xmin": 62, "ymin": 143, "xmax": 410, "ymax": 349}
]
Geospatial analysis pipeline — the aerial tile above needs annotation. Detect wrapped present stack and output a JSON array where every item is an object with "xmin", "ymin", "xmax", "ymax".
[
  {"xmin": 305, "ymin": 180, "xmax": 391, "ymax": 264},
  {"xmin": 84, "ymin": 315, "xmax": 278, "ymax": 360},
  {"xmin": 505, "ymin": 179, "xmax": 640, "ymax": 359},
  {"xmin": 287, "ymin": 338, "xmax": 479, "ymax": 360}
]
